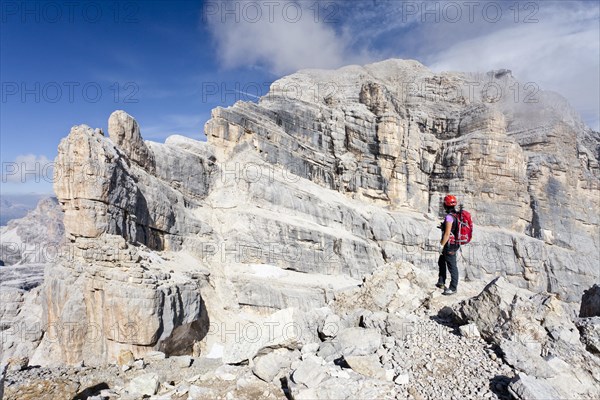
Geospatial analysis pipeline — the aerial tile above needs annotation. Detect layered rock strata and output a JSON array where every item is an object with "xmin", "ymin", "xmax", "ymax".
[{"xmin": 34, "ymin": 59, "xmax": 600, "ymax": 366}]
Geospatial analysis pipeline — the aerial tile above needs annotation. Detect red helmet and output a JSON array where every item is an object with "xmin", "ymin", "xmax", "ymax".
[{"xmin": 444, "ymin": 195, "xmax": 457, "ymax": 207}]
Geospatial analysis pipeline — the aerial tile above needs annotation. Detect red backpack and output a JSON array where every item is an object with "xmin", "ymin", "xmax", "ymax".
[{"xmin": 449, "ymin": 207, "xmax": 473, "ymax": 245}]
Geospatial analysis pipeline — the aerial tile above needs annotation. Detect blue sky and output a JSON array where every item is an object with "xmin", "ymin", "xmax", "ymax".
[{"xmin": 1, "ymin": 0, "xmax": 598, "ymax": 194}]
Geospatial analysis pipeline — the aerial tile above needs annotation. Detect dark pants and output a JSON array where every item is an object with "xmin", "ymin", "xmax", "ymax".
[{"xmin": 438, "ymin": 244, "xmax": 460, "ymax": 291}]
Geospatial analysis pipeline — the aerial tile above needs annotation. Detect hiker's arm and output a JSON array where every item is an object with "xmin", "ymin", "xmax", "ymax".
[{"xmin": 440, "ymin": 221, "xmax": 452, "ymax": 247}]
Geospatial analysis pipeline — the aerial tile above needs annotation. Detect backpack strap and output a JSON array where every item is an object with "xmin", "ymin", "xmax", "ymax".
[{"xmin": 449, "ymin": 212, "xmax": 460, "ymax": 241}]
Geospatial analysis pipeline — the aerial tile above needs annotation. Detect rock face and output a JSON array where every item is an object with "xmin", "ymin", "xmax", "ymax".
[
  {"xmin": 0, "ymin": 197, "xmax": 64, "ymax": 265},
  {"xmin": 19, "ymin": 59, "xmax": 600, "ymax": 368},
  {"xmin": 0, "ymin": 265, "xmax": 45, "ymax": 365},
  {"xmin": 53, "ymin": 124, "xmax": 211, "ymax": 247},
  {"xmin": 56, "ymin": 60, "xmax": 598, "ymax": 293},
  {"xmin": 202, "ymin": 61, "xmax": 599, "ymax": 299},
  {"xmin": 107, "ymin": 110, "xmax": 156, "ymax": 173},
  {"xmin": 31, "ymin": 236, "xmax": 210, "ymax": 366}
]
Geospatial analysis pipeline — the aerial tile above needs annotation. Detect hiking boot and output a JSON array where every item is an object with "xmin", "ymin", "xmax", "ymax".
[
  {"xmin": 435, "ymin": 282, "xmax": 445, "ymax": 289},
  {"xmin": 442, "ymin": 288, "xmax": 457, "ymax": 296}
]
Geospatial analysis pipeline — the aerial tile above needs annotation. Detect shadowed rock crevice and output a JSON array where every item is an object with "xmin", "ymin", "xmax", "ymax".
[
  {"xmin": 527, "ymin": 196, "xmax": 542, "ymax": 239},
  {"xmin": 72, "ymin": 382, "xmax": 109, "ymax": 400},
  {"xmin": 489, "ymin": 375, "xmax": 513, "ymax": 400},
  {"xmin": 580, "ymin": 284, "xmax": 600, "ymax": 318}
]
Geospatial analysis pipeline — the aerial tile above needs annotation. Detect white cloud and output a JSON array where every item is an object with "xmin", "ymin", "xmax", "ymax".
[
  {"xmin": 204, "ymin": 0, "xmax": 373, "ymax": 75},
  {"xmin": 425, "ymin": 4, "xmax": 600, "ymax": 130},
  {"xmin": 1, "ymin": 154, "xmax": 53, "ymax": 184}
]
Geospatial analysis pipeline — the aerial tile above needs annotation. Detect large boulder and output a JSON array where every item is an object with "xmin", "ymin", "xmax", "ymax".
[
  {"xmin": 343, "ymin": 354, "xmax": 388, "ymax": 380},
  {"xmin": 452, "ymin": 276, "xmax": 600, "ymax": 398},
  {"xmin": 222, "ymin": 308, "xmax": 318, "ymax": 364},
  {"xmin": 452, "ymin": 276, "xmax": 575, "ymax": 347},
  {"xmin": 252, "ymin": 348, "xmax": 298, "ymax": 383},
  {"xmin": 29, "ymin": 235, "xmax": 209, "ymax": 367},
  {"xmin": 126, "ymin": 373, "xmax": 160, "ymax": 397},
  {"xmin": 333, "ymin": 262, "xmax": 430, "ymax": 315}
]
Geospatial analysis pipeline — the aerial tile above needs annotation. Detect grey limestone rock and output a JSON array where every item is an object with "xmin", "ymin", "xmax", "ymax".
[
  {"xmin": 126, "ymin": 372, "xmax": 159, "ymax": 396},
  {"xmin": 54, "ymin": 59, "xmax": 600, "ymax": 301},
  {"xmin": 458, "ymin": 323, "xmax": 481, "ymax": 339},
  {"xmin": 291, "ymin": 358, "xmax": 329, "ymax": 388},
  {"xmin": 252, "ymin": 348, "xmax": 297, "ymax": 383},
  {"xmin": 508, "ymin": 373, "xmax": 567, "ymax": 400},
  {"xmin": 499, "ymin": 340, "xmax": 554, "ymax": 378},
  {"xmin": 343, "ymin": 354, "xmax": 387, "ymax": 380},
  {"xmin": 0, "ymin": 363, "xmax": 6, "ymax": 400},
  {"xmin": 6, "ymin": 58, "xmax": 598, "ymax": 370},
  {"xmin": 108, "ymin": 110, "xmax": 156, "ymax": 173},
  {"xmin": 335, "ymin": 327, "xmax": 382, "ymax": 357},
  {"xmin": 453, "ymin": 276, "xmax": 600, "ymax": 397}
]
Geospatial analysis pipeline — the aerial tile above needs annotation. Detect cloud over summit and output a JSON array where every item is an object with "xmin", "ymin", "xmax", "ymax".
[
  {"xmin": 205, "ymin": 1, "xmax": 599, "ymax": 129},
  {"xmin": 204, "ymin": 1, "xmax": 361, "ymax": 75}
]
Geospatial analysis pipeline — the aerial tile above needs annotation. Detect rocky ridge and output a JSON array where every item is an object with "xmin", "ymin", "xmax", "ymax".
[
  {"xmin": 0, "ymin": 197, "xmax": 64, "ymax": 266},
  {"xmin": 3, "ymin": 263, "xmax": 600, "ymax": 399},
  {"xmin": 1, "ymin": 59, "xmax": 599, "ymax": 398},
  {"xmin": 0, "ymin": 197, "xmax": 64, "ymax": 366},
  {"xmin": 0, "ymin": 195, "xmax": 46, "ymax": 227}
]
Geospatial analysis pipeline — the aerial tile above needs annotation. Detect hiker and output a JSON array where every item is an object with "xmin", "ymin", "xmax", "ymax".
[{"xmin": 437, "ymin": 194, "xmax": 461, "ymax": 295}]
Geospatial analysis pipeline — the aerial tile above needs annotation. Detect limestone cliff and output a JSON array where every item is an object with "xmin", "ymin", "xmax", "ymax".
[{"xmin": 37, "ymin": 59, "xmax": 600, "ymax": 366}]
